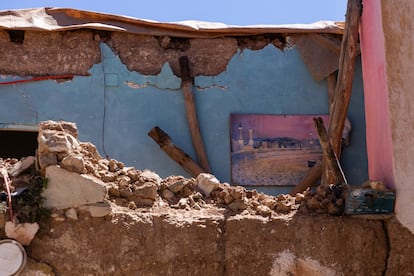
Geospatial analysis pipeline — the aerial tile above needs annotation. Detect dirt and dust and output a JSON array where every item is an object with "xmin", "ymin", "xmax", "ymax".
[{"xmin": 0, "ymin": 120, "xmax": 413, "ymax": 275}]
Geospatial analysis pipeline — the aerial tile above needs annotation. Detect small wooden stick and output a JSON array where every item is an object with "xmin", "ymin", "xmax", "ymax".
[{"xmin": 148, "ymin": 126, "xmax": 205, "ymax": 178}]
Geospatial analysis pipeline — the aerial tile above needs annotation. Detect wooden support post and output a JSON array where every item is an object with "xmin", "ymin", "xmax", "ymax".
[
  {"xmin": 179, "ymin": 56, "xmax": 211, "ymax": 173},
  {"xmin": 292, "ymin": 0, "xmax": 361, "ymax": 194},
  {"xmin": 148, "ymin": 126, "xmax": 205, "ymax": 178},
  {"xmin": 328, "ymin": 0, "xmax": 362, "ymax": 155},
  {"xmin": 322, "ymin": 72, "xmax": 338, "ymax": 185},
  {"xmin": 314, "ymin": 117, "xmax": 347, "ymax": 185}
]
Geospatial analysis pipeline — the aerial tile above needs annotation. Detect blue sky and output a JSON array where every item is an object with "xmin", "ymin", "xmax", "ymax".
[{"xmin": 0, "ymin": 0, "xmax": 347, "ymax": 25}]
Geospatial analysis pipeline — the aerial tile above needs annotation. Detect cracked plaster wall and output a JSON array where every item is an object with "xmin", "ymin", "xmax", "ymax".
[{"xmin": 0, "ymin": 30, "xmax": 367, "ymax": 194}]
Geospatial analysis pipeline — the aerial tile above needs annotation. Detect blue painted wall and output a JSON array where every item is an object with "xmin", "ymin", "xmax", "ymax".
[{"xmin": 0, "ymin": 42, "xmax": 367, "ymax": 194}]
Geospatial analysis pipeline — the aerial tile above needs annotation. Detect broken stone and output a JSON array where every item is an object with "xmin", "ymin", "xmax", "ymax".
[
  {"xmin": 38, "ymin": 120, "xmax": 78, "ymax": 138},
  {"xmin": 79, "ymin": 202, "xmax": 111, "ymax": 217},
  {"xmin": 162, "ymin": 189, "xmax": 176, "ymax": 201},
  {"xmin": 61, "ymin": 155, "xmax": 85, "ymax": 174},
  {"xmin": 8, "ymin": 156, "xmax": 36, "ymax": 177},
  {"xmin": 126, "ymin": 168, "xmax": 140, "ymax": 181},
  {"xmin": 127, "ymin": 201, "xmax": 137, "ymax": 210},
  {"xmin": 167, "ymin": 178, "xmax": 187, "ymax": 193},
  {"xmin": 119, "ymin": 187, "xmax": 133, "ymax": 198},
  {"xmin": 38, "ymin": 129, "xmax": 79, "ymax": 154},
  {"xmin": 100, "ymin": 171, "xmax": 117, "ymax": 183},
  {"xmin": 108, "ymin": 159, "xmax": 118, "ymax": 172},
  {"xmin": 5, "ymin": 221, "xmax": 39, "ymax": 246},
  {"xmin": 140, "ymin": 170, "xmax": 162, "ymax": 186},
  {"xmin": 306, "ymin": 196, "xmax": 321, "ymax": 211},
  {"xmin": 195, "ymin": 173, "xmax": 220, "ymax": 197},
  {"xmin": 229, "ymin": 187, "xmax": 245, "ymax": 200},
  {"xmin": 133, "ymin": 182, "xmax": 158, "ymax": 201},
  {"xmin": 177, "ymin": 198, "xmax": 189, "ymax": 209},
  {"xmin": 38, "ymin": 152, "xmax": 58, "ymax": 171},
  {"xmin": 228, "ymin": 199, "xmax": 248, "ymax": 212},
  {"xmin": 65, "ymin": 208, "xmax": 78, "ymax": 220},
  {"xmin": 108, "ymin": 185, "xmax": 121, "ymax": 197},
  {"xmin": 295, "ymin": 193, "xmax": 305, "ymax": 204},
  {"xmin": 118, "ymin": 175, "xmax": 131, "ymax": 188},
  {"xmin": 256, "ymin": 205, "xmax": 272, "ymax": 216},
  {"xmin": 276, "ymin": 202, "xmax": 293, "ymax": 213},
  {"xmin": 42, "ymin": 165, "xmax": 107, "ymax": 209},
  {"xmin": 80, "ymin": 142, "xmax": 102, "ymax": 160}
]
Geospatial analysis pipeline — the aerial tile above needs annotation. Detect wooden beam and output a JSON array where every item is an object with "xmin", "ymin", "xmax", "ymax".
[
  {"xmin": 328, "ymin": 0, "xmax": 362, "ymax": 155},
  {"xmin": 292, "ymin": 0, "xmax": 361, "ymax": 194},
  {"xmin": 179, "ymin": 56, "xmax": 211, "ymax": 173},
  {"xmin": 148, "ymin": 126, "xmax": 205, "ymax": 178},
  {"xmin": 290, "ymin": 161, "xmax": 322, "ymax": 195},
  {"xmin": 314, "ymin": 117, "xmax": 347, "ymax": 185}
]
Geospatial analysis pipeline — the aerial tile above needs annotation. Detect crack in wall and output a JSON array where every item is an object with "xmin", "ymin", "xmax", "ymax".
[{"xmin": 381, "ymin": 220, "xmax": 391, "ymax": 276}]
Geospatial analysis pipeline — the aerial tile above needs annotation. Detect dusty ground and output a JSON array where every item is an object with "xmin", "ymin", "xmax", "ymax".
[{"xmin": 0, "ymin": 121, "xmax": 412, "ymax": 275}]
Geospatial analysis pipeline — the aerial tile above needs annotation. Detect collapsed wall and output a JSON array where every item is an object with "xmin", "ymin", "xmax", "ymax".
[{"xmin": 0, "ymin": 120, "xmax": 412, "ymax": 275}]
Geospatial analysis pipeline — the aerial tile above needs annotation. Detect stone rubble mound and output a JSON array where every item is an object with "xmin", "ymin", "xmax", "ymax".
[{"xmin": 35, "ymin": 120, "xmax": 307, "ymax": 217}]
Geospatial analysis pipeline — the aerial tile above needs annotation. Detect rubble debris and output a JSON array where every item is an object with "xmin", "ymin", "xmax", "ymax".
[
  {"xmin": 300, "ymin": 183, "xmax": 347, "ymax": 215},
  {"xmin": 5, "ymin": 221, "xmax": 39, "ymax": 246},
  {"xmin": 35, "ymin": 120, "xmax": 306, "ymax": 217}
]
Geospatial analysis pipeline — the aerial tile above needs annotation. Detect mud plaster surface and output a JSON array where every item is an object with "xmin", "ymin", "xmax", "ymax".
[
  {"xmin": 0, "ymin": 30, "xmax": 288, "ymax": 77},
  {"xmin": 0, "ymin": 30, "xmax": 100, "ymax": 76},
  {"xmin": 26, "ymin": 208, "xmax": 414, "ymax": 276}
]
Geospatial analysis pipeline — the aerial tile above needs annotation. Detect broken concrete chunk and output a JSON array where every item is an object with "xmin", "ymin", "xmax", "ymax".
[
  {"xmin": 8, "ymin": 156, "xmax": 36, "ymax": 177},
  {"xmin": 195, "ymin": 173, "xmax": 220, "ymax": 197},
  {"xmin": 61, "ymin": 155, "xmax": 86, "ymax": 174},
  {"xmin": 79, "ymin": 202, "xmax": 111, "ymax": 217},
  {"xmin": 43, "ymin": 165, "xmax": 107, "ymax": 209},
  {"xmin": 5, "ymin": 221, "xmax": 39, "ymax": 246}
]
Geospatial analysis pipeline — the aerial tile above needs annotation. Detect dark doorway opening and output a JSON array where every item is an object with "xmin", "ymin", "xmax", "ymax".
[{"xmin": 0, "ymin": 130, "xmax": 38, "ymax": 159}]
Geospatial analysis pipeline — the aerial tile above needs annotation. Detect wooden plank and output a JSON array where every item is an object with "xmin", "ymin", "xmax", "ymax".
[
  {"xmin": 148, "ymin": 126, "xmax": 205, "ymax": 178},
  {"xmin": 179, "ymin": 56, "xmax": 211, "ymax": 173}
]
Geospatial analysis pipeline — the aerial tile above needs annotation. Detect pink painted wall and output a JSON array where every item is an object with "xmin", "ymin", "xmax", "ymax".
[{"xmin": 360, "ymin": 0, "xmax": 395, "ymax": 187}]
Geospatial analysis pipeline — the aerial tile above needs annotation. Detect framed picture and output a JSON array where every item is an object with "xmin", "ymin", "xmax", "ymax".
[{"xmin": 230, "ymin": 114, "xmax": 329, "ymax": 186}]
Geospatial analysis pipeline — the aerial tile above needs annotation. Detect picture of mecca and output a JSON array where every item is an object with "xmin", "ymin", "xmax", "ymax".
[{"xmin": 230, "ymin": 114, "xmax": 329, "ymax": 186}]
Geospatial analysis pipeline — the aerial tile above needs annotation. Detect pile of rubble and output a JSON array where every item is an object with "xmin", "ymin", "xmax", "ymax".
[
  {"xmin": 4, "ymin": 120, "xmax": 364, "ymax": 242},
  {"xmin": 35, "ymin": 120, "xmax": 307, "ymax": 218},
  {"xmin": 300, "ymin": 183, "xmax": 347, "ymax": 215}
]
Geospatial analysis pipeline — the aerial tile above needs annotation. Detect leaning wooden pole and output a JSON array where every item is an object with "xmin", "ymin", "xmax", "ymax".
[
  {"xmin": 314, "ymin": 117, "xmax": 347, "ymax": 185},
  {"xmin": 179, "ymin": 56, "xmax": 211, "ymax": 173},
  {"xmin": 148, "ymin": 126, "xmax": 205, "ymax": 178},
  {"xmin": 328, "ymin": 0, "xmax": 362, "ymax": 155},
  {"xmin": 291, "ymin": 0, "xmax": 361, "ymax": 195}
]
